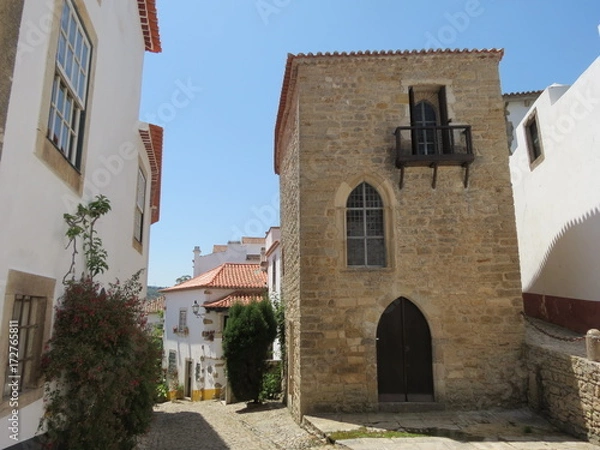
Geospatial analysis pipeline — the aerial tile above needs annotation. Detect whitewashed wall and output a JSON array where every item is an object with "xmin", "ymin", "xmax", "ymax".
[
  {"xmin": 509, "ymin": 57, "xmax": 600, "ymax": 301},
  {"xmin": 0, "ymin": 0, "xmax": 153, "ymax": 446}
]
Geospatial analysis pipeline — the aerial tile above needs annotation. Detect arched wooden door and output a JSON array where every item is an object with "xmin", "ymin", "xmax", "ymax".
[{"xmin": 377, "ymin": 297, "xmax": 434, "ymax": 402}]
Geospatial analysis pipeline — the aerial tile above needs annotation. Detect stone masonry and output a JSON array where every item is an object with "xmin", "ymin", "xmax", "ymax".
[
  {"xmin": 525, "ymin": 321, "xmax": 600, "ymax": 445},
  {"xmin": 0, "ymin": 0, "xmax": 25, "ymax": 160},
  {"xmin": 275, "ymin": 49, "xmax": 526, "ymax": 421}
]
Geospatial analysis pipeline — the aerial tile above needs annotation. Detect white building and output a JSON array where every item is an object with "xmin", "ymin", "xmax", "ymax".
[
  {"xmin": 262, "ymin": 227, "xmax": 282, "ymax": 359},
  {"xmin": 192, "ymin": 237, "xmax": 265, "ymax": 277},
  {"xmin": 161, "ymin": 263, "xmax": 267, "ymax": 401},
  {"xmin": 507, "ymin": 56, "xmax": 600, "ymax": 333},
  {"xmin": 0, "ymin": 0, "xmax": 163, "ymax": 446}
]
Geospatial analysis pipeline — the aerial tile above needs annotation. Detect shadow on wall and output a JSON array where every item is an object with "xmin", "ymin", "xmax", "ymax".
[{"xmin": 525, "ymin": 205, "xmax": 600, "ymax": 333}]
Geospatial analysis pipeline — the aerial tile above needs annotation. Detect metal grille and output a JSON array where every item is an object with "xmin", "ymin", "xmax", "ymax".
[
  {"xmin": 4, "ymin": 295, "xmax": 45, "ymax": 398},
  {"xmin": 346, "ymin": 183, "xmax": 385, "ymax": 267}
]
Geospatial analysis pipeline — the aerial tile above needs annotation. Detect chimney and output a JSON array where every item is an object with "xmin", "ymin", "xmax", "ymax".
[{"xmin": 193, "ymin": 246, "xmax": 201, "ymax": 277}]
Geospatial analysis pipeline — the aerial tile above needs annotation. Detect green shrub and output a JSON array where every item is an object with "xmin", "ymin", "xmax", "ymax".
[
  {"xmin": 260, "ymin": 362, "xmax": 282, "ymax": 401},
  {"xmin": 223, "ymin": 298, "xmax": 277, "ymax": 403},
  {"xmin": 40, "ymin": 275, "xmax": 161, "ymax": 450}
]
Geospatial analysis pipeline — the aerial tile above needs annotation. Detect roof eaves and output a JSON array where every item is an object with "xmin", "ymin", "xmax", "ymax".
[
  {"xmin": 139, "ymin": 123, "xmax": 164, "ymax": 224},
  {"xmin": 137, "ymin": 0, "xmax": 162, "ymax": 53}
]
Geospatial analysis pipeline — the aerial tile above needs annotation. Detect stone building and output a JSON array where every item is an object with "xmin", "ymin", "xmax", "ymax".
[{"xmin": 274, "ymin": 49, "xmax": 526, "ymax": 420}]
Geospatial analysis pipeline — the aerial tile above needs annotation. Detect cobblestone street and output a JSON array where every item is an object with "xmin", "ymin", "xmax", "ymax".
[
  {"xmin": 136, "ymin": 400, "xmax": 600, "ymax": 450},
  {"xmin": 135, "ymin": 400, "xmax": 333, "ymax": 450}
]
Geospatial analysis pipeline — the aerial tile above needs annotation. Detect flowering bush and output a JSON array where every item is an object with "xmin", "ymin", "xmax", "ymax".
[{"xmin": 40, "ymin": 273, "xmax": 161, "ymax": 450}]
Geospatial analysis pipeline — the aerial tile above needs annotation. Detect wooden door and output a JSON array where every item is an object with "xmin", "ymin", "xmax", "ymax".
[{"xmin": 377, "ymin": 297, "xmax": 434, "ymax": 402}]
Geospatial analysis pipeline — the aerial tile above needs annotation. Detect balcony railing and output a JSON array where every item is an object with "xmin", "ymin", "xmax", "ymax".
[{"xmin": 394, "ymin": 125, "xmax": 474, "ymax": 188}]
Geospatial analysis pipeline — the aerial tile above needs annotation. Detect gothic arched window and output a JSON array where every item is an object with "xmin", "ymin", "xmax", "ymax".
[{"xmin": 346, "ymin": 182, "xmax": 385, "ymax": 267}]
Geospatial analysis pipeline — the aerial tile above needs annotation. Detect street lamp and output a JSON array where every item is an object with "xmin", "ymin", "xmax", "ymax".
[{"xmin": 192, "ymin": 300, "xmax": 202, "ymax": 318}]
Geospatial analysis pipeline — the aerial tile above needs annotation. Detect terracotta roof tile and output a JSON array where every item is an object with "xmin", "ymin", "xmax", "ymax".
[
  {"xmin": 161, "ymin": 263, "xmax": 267, "ymax": 292},
  {"xmin": 137, "ymin": 0, "xmax": 162, "ymax": 53},
  {"xmin": 502, "ymin": 90, "xmax": 543, "ymax": 98},
  {"xmin": 274, "ymin": 48, "xmax": 504, "ymax": 174},
  {"xmin": 139, "ymin": 123, "xmax": 163, "ymax": 224},
  {"xmin": 203, "ymin": 291, "xmax": 265, "ymax": 311}
]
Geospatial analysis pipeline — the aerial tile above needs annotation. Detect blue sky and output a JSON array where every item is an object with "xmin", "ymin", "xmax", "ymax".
[{"xmin": 141, "ymin": 0, "xmax": 600, "ymax": 287}]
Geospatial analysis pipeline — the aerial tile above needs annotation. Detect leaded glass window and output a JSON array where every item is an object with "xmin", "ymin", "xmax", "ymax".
[{"xmin": 346, "ymin": 183, "xmax": 385, "ymax": 267}]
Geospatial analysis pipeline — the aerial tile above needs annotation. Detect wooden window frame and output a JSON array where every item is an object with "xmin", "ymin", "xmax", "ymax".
[{"xmin": 525, "ymin": 110, "xmax": 544, "ymax": 168}]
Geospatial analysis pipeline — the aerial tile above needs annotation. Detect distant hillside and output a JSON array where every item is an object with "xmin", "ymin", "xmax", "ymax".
[{"xmin": 146, "ymin": 286, "xmax": 166, "ymax": 300}]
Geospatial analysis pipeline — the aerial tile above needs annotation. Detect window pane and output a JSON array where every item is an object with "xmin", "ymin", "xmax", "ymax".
[
  {"xmin": 364, "ymin": 184, "xmax": 383, "ymax": 207},
  {"xmin": 137, "ymin": 170, "xmax": 146, "ymax": 210},
  {"xmin": 75, "ymin": 29, "xmax": 83, "ymax": 63},
  {"xmin": 78, "ymin": 69, "xmax": 86, "ymax": 100},
  {"xmin": 81, "ymin": 43, "xmax": 89, "ymax": 72},
  {"xmin": 134, "ymin": 209, "xmax": 142, "ymax": 242},
  {"xmin": 58, "ymin": 34, "xmax": 66, "ymax": 68},
  {"xmin": 346, "ymin": 184, "xmax": 364, "ymax": 208},
  {"xmin": 68, "ymin": 14, "xmax": 76, "ymax": 47},
  {"xmin": 346, "ymin": 210, "xmax": 364, "ymax": 237},
  {"xmin": 366, "ymin": 238, "xmax": 385, "ymax": 266},
  {"xmin": 347, "ymin": 238, "xmax": 365, "ymax": 266},
  {"xmin": 366, "ymin": 209, "xmax": 384, "ymax": 236},
  {"xmin": 61, "ymin": 3, "xmax": 69, "ymax": 31}
]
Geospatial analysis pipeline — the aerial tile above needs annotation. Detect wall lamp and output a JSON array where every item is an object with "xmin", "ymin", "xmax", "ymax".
[{"xmin": 192, "ymin": 300, "xmax": 204, "ymax": 318}]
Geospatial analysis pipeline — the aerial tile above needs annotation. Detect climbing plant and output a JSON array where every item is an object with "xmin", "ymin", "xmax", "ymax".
[
  {"xmin": 63, "ymin": 194, "xmax": 111, "ymax": 282},
  {"xmin": 40, "ymin": 196, "xmax": 160, "ymax": 450}
]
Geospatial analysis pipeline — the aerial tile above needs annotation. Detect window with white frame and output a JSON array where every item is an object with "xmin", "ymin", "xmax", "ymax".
[
  {"xmin": 47, "ymin": 0, "xmax": 91, "ymax": 169},
  {"xmin": 134, "ymin": 168, "xmax": 146, "ymax": 243},
  {"xmin": 346, "ymin": 182, "xmax": 386, "ymax": 267}
]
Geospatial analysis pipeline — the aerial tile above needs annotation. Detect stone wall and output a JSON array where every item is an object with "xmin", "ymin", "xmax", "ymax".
[
  {"xmin": 526, "ymin": 344, "xmax": 600, "ymax": 444},
  {"xmin": 276, "ymin": 50, "xmax": 526, "ymax": 419},
  {"xmin": 0, "ymin": 0, "xmax": 25, "ymax": 160}
]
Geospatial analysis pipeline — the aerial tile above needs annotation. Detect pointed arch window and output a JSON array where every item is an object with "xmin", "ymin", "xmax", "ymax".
[{"xmin": 346, "ymin": 182, "xmax": 386, "ymax": 267}]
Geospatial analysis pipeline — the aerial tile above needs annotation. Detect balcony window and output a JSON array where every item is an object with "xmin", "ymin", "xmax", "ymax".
[{"xmin": 395, "ymin": 85, "xmax": 474, "ymax": 188}]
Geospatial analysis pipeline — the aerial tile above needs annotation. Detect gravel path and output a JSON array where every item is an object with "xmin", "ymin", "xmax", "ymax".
[{"xmin": 135, "ymin": 400, "xmax": 336, "ymax": 450}]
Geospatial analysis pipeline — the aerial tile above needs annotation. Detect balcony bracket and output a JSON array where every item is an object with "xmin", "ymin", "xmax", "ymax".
[
  {"xmin": 463, "ymin": 163, "xmax": 470, "ymax": 188},
  {"xmin": 431, "ymin": 164, "xmax": 438, "ymax": 189},
  {"xmin": 399, "ymin": 166, "xmax": 405, "ymax": 189}
]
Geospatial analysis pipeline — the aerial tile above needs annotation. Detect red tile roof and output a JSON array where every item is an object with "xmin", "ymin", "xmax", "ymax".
[
  {"xmin": 203, "ymin": 291, "xmax": 265, "ymax": 311},
  {"xmin": 139, "ymin": 123, "xmax": 163, "ymax": 224},
  {"xmin": 503, "ymin": 90, "xmax": 543, "ymax": 98},
  {"xmin": 274, "ymin": 48, "xmax": 505, "ymax": 174},
  {"xmin": 137, "ymin": 0, "xmax": 162, "ymax": 53},
  {"xmin": 161, "ymin": 263, "xmax": 267, "ymax": 292}
]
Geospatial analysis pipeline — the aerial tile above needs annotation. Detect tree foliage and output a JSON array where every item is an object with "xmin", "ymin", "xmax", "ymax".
[
  {"xmin": 63, "ymin": 195, "xmax": 111, "ymax": 282},
  {"xmin": 41, "ymin": 273, "xmax": 161, "ymax": 450},
  {"xmin": 40, "ymin": 196, "xmax": 160, "ymax": 449},
  {"xmin": 222, "ymin": 298, "xmax": 277, "ymax": 403}
]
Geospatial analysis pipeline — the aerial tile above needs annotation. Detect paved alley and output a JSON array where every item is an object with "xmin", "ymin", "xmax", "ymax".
[{"xmin": 136, "ymin": 400, "xmax": 600, "ymax": 450}]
